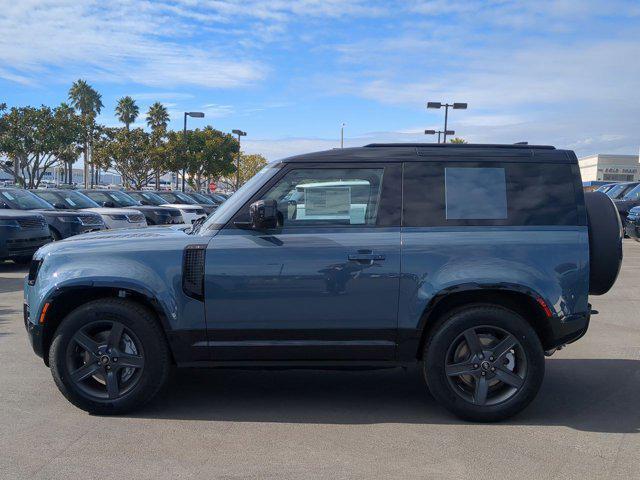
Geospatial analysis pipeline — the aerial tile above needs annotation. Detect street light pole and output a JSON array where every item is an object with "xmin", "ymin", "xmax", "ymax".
[
  {"xmin": 427, "ymin": 102, "xmax": 467, "ymax": 143},
  {"xmin": 181, "ymin": 111, "xmax": 205, "ymax": 192},
  {"xmin": 425, "ymin": 129, "xmax": 455, "ymax": 144},
  {"xmin": 232, "ymin": 129, "xmax": 247, "ymax": 191},
  {"xmin": 340, "ymin": 123, "xmax": 346, "ymax": 148}
]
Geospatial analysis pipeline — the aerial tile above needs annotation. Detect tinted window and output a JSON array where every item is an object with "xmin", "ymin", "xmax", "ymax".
[
  {"xmin": 445, "ymin": 168, "xmax": 507, "ymax": 220},
  {"xmin": 403, "ymin": 162, "xmax": 578, "ymax": 226},
  {"xmin": 0, "ymin": 189, "xmax": 54, "ymax": 210}
]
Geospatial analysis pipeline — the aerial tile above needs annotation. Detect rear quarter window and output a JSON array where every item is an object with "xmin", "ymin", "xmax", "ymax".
[{"xmin": 403, "ymin": 161, "xmax": 578, "ymax": 226}]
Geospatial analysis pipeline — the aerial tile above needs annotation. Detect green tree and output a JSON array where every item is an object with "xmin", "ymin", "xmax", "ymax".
[
  {"xmin": 146, "ymin": 102, "xmax": 170, "ymax": 189},
  {"xmin": 449, "ymin": 137, "xmax": 467, "ymax": 144},
  {"xmin": 68, "ymin": 79, "xmax": 103, "ymax": 186},
  {"xmin": 165, "ymin": 127, "xmax": 238, "ymax": 191},
  {"xmin": 93, "ymin": 127, "xmax": 153, "ymax": 189},
  {"xmin": 0, "ymin": 104, "xmax": 83, "ymax": 188},
  {"xmin": 115, "ymin": 96, "xmax": 139, "ymax": 131},
  {"xmin": 237, "ymin": 153, "xmax": 268, "ymax": 185}
]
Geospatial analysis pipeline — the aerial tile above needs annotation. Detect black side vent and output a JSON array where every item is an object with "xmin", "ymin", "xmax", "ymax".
[
  {"xmin": 182, "ymin": 244, "xmax": 206, "ymax": 300},
  {"xmin": 27, "ymin": 259, "xmax": 42, "ymax": 286}
]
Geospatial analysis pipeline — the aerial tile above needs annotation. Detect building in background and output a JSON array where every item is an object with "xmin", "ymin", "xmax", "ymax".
[
  {"xmin": 579, "ymin": 154, "xmax": 640, "ymax": 183},
  {"xmin": 0, "ymin": 166, "xmax": 123, "ymax": 187}
]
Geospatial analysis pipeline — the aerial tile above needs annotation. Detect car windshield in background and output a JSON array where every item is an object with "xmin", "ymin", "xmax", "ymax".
[
  {"xmin": 0, "ymin": 189, "xmax": 54, "ymax": 210},
  {"xmin": 622, "ymin": 184, "xmax": 640, "ymax": 201},
  {"xmin": 158, "ymin": 191, "xmax": 198, "ymax": 204},
  {"xmin": 607, "ymin": 183, "xmax": 637, "ymax": 199},
  {"xmin": 129, "ymin": 192, "xmax": 166, "ymax": 205},
  {"xmin": 106, "ymin": 191, "xmax": 140, "ymax": 207},
  {"xmin": 188, "ymin": 192, "xmax": 215, "ymax": 204},
  {"xmin": 35, "ymin": 190, "xmax": 100, "ymax": 209}
]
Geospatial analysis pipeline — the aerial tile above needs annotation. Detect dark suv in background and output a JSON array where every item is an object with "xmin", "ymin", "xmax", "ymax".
[
  {"xmin": 0, "ymin": 210, "xmax": 51, "ymax": 264},
  {"xmin": 24, "ymin": 143, "xmax": 622, "ymax": 422},
  {"xmin": 82, "ymin": 189, "xmax": 184, "ymax": 225},
  {"xmin": 0, "ymin": 188, "xmax": 105, "ymax": 240}
]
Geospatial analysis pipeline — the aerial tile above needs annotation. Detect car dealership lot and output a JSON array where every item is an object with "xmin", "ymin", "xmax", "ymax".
[{"xmin": 1, "ymin": 242, "xmax": 639, "ymax": 480}]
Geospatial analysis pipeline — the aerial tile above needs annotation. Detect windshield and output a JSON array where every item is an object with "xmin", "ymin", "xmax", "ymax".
[
  {"xmin": 607, "ymin": 183, "xmax": 636, "ymax": 199},
  {"xmin": 189, "ymin": 192, "xmax": 215, "ymax": 204},
  {"xmin": 128, "ymin": 191, "xmax": 166, "ymax": 205},
  {"xmin": 36, "ymin": 190, "xmax": 100, "ymax": 209},
  {"xmin": 0, "ymin": 189, "xmax": 54, "ymax": 210},
  {"xmin": 106, "ymin": 191, "xmax": 141, "ymax": 207},
  {"xmin": 197, "ymin": 163, "xmax": 280, "ymax": 234},
  {"xmin": 159, "ymin": 191, "xmax": 198, "ymax": 205},
  {"xmin": 622, "ymin": 184, "xmax": 640, "ymax": 201}
]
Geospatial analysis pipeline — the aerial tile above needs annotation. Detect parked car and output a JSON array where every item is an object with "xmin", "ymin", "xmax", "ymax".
[
  {"xmin": 614, "ymin": 183, "xmax": 640, "ymax": 226},
  {"xmin": 185, "ymin": 191, "xmax": 221, "ymax": 209},
  {"xmin": 126, "ymin": 191, "xmax": 207, "ymax": 224},
  {"xmin": 0, "ymin": 210, "xmax": 51, "ymax": 264},
  {"xmin": 24, "ymin": 143, "xmax": 622, "ymax": 422},
  {"xmin": 205, "ymin": 192, "xmax": 228, "ymax": 204},
  {"xmin": 625, "ymin": 205, "xmax": 640, "ymax": 241},
  {"xmin": 153, "ymin": 190, "xmax": 216, "ymax": 215},
  {"xmin": 31, "ymin": 189, "xmax": 147, "ymax": 230},
  {"xmin": 0, "ymin": 188, "xmax": 105, "ymax": 240},
  {"xmin": 81, "ymin": 189, "xmax": 184, "ymax": 226},
  {"xmin": 595, "ymin": 183, "xmax": 617, "ymax": 194},
  {"xmin": 605, "ymin": 181, "xmax": 639, "ymax": 200}
]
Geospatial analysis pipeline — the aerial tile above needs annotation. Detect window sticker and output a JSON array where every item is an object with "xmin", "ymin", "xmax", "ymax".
[{"xmin": 304, "ymin": 186, "xmax": 351, "ymax": 217}]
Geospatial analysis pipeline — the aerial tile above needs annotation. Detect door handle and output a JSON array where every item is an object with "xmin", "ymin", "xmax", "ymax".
[{"xmin": 348, "ymin": 252, "xmax": 385, "ymax": 263}]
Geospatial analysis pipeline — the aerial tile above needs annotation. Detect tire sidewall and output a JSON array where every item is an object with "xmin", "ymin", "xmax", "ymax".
[
  {"xmin": 49, "ymin": 299, "xmax": 170, "ymax": 415},
  {"xmin": 424, "ymin": 306, "xmax": 545, "ymax": 422}
]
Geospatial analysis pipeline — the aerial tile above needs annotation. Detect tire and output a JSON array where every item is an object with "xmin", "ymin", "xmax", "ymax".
[
  {"xmin": 49, "ymin": 298, "xmax": 171, "ymax": 415},
  {"xmin": 424, "ymin": 305, "xmax": 545, "ymax": 422},
  {"xmin": 584, "ymin": 191, "xmax": 623, "ymax": 295}
]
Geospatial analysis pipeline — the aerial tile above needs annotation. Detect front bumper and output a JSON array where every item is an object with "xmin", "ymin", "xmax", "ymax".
[
  {"xmin": 625, "ymin": 216, "xmax": 640, "ymax": 241},
  {"xmin": 0, "ymin": 233, "xmax": 51, "ymax": 260},
  {"xmin": 24, "ymin": 301, "xmax": 45, "ymax": 359}
]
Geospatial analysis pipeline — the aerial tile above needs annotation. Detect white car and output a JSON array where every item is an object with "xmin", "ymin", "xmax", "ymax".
[
  {"xmin": 32, "ymin": 189, "xmax": 147, "ymax": 229},
  {"xmin": 127, "ymin": 191, "xmax": 207, "ymax": 224}
]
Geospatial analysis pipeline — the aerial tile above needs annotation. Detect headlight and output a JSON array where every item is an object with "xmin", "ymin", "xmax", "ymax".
[
  {"xmin": 107, "ymin": 214, "xmax": 128, "ymax": 220},
  {"xmin": 56, "ymin": 216, "xmax": 81, "ymax": 223},
  {"xmin": 0, "ymin": 219, "xmax": 20, "ymax": 227}
]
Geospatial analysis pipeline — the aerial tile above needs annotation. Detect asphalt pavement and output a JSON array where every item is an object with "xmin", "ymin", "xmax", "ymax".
[{"xmin": 1, "ymin": 241, "xmax": 639, "ymax": 479}]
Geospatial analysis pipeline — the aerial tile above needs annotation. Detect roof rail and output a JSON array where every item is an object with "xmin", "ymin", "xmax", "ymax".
[{"xmin": 364, "ymin": 143, "xmax": 555, "ymax": 150}]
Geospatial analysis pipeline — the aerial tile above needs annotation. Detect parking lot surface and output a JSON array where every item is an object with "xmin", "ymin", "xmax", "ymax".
[{"xmin": 1, "ymin": 242, "xmax": 639, "ymax": 480}]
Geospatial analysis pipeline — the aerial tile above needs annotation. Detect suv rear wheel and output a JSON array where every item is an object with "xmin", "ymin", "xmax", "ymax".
[
  {"xmin": 424, "ymin": 305, "xmax": 544, "ymax": 422},
  {"xmin": 49, "ymin": 298, "xmax": 171, "ymax": 415}
]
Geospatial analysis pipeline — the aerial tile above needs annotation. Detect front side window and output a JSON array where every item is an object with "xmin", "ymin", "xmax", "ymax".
[{"xmin": 259, "ymin": 168, "xmax": 384, "ymax": 227}]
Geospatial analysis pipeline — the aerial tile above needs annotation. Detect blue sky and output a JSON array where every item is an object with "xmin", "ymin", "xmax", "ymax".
[{"xmin": 1, "ymin": 0, "xmax": 640, "ymax": 160}]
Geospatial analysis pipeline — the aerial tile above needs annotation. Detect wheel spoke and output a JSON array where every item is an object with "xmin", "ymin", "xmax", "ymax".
[
  {"xmin": 107, "ymin": 322, "xmax": 124, "ymax": 350},
  {"xmin": 491, "ymin": 334, "xmax": 517, "ymax": 359},
  {"xmin": 106, "ymin": 370, "xmax": 119, "ymax": 399},
  {"xmin": 445, "ymin": 362, "xmax": 476, "ymax": 377},
  {"xmin": 73, "ymin": 331, "xmax": 99, "ymax": 356},
  {"xmin": 495, "ymin": 366, "xmax": 524, "ymax": 388},
  {"xmin": 70, "ymin": 362, "xmax": 101, "ymax": 383},
  {"xmin": 463, "ymin": 328, "xmax": 483, "ymax": 357},
  {"xmin": 116, "ymin": 353, "xmax": 144, "ymax": 369},
  {"xmin": 474, "ymin": 375, "xmax": 489, "ymax": 405}
]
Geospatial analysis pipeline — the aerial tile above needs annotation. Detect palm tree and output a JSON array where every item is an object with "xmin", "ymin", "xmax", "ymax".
[
  {"xmin": 68, "ymin": 79, "xmax": 103, "ymax": 187},
  {"xmin": 115, "ymin": 96, "xmax": 139, "ymax": 131},
  {"xmin": 146, "ymin": 102, "xmax": 170, "ymax": 189}
]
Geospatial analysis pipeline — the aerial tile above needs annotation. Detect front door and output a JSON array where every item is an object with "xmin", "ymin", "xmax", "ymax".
[{"xmin": 204, "ymin": 163, "xmax": 402, "ymax": 361}]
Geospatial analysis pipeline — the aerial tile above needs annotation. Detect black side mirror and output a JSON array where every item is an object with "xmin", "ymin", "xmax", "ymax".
[
  {"xmin": 53, "ymin": 202, "xmax": 68, "ymax": 209},
  {"xmin": 102, "ymin": 201, "xmax": 115, "ymax": 208},
  {"xmin": 249, "ymin": 199, "xmax": 279, "ymax": 230}
]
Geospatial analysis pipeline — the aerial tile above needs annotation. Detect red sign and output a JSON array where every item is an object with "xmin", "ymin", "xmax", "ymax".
[{"xmin": 208, "ymin": 182, "xmax": 217, "ymax": 192}]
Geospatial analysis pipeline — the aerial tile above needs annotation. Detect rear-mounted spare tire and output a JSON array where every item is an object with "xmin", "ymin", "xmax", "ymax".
[{"xmin": 585, "ymin": 192, "xmax": 623, "ymax": 295}]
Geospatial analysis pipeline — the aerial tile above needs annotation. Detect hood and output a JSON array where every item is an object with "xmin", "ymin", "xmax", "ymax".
[
  {"xmin": 35, "ymin": 225, "xmax": 195, "ymax": 259},
  {"xmin": 161, "ymin": 203, "xmax": 203, "ymax": 211},
  {"xmin": 0, "ymin": 209, "xmax": 46, "ymax": 219},
  {"xmin": 127, "ymin": 205, "xmax": 178, "ymax": 213},
  {"xmin": 84, "ymin": 207, "xmax": 143, "ymax": 216}
]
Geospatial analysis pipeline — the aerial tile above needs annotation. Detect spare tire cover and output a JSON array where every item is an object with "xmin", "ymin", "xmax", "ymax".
[{"xmin": 585, "ymin": 191, "xmax": 623, "ymax": 295}]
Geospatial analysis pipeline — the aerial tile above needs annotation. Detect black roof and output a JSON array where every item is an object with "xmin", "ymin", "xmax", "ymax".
[{"xmin": 280, "ymin": 143, "xmax": 576, "ymax": 164}]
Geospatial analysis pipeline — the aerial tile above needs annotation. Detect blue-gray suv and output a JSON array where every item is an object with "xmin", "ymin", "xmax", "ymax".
[{"xmin": 23, "ymin": 143, "xmax": 623, "ymax": 421}]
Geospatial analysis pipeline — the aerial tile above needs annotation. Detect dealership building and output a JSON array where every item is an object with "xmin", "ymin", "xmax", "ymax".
[{"xmin": 578, "ymin": 154, "xmax": 640, "ymax": 183}]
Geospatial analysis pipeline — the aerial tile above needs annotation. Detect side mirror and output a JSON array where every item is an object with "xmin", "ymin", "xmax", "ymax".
[
  {"xmin": 102, "ymin": 201, "xmax": 115, "ymax": 208},
  {"xmin": 53, "ymin": 202, "xmax": 68, "ymax": 209},
  {"xmin": 249, "ymin": 199, "xmax": 279, "ymax": 230}
]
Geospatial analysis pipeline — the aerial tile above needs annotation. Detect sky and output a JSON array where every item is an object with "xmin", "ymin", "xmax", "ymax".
[{"xmin": 1, "ymin": 0, "xmax": 640, "ymax": 161}]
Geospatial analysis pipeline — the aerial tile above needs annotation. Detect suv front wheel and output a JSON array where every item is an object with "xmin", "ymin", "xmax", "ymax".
[
  {"xmin": 424, "ymin": 305, "xmax": 545, "ymax": 422},
  {"xmin": 49, "ymin": 298, "xmax": 171, "ymax": 415}
]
